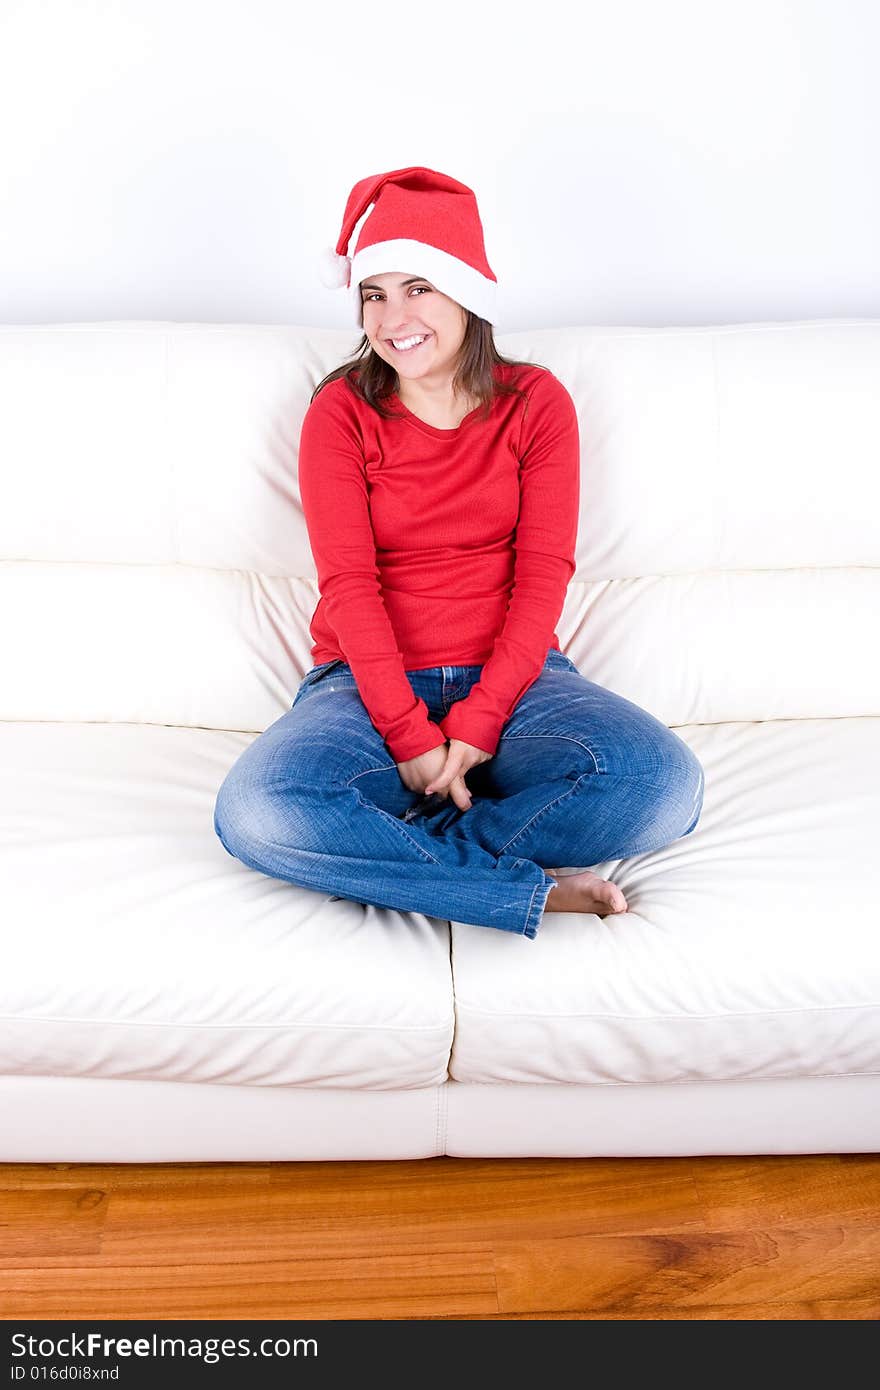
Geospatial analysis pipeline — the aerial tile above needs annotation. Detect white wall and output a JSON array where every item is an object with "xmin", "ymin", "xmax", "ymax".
[{"xmin": 0, "ymin": 0, "xmax": 877, "ymax": 331}]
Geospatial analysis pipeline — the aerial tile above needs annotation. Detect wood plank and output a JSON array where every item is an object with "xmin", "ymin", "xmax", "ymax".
[
  {"xmin": 1, "ymin": 1250, "xmax": 500, "ymax": 1319},
  {"xmin": 96, "ymin": 1157, "xmax": 705, "ymax": 1261},
  {"xmin": 492, "ymin": 1222, "xmax": 880, "ymax": 1314},
  {"xmin": 421, "ymin": 1297, "xmax": 880, "ymax": 1319},
  {"xmin": 0, "ymin": 1163, "xmax": 273, "ymax": 1190},
  {"xmin": 0, "ymin": 1185, "xmax": 106, "ymax": 1257},
  {"xmin": 689, "ymin": 1154, "xmax": 880, "ymax": 1227}
]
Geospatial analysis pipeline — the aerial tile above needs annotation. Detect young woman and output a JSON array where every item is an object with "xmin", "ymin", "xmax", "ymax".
[{"xmin": 213, "ymin": 167, "xmax": 704, "ymax": 939}]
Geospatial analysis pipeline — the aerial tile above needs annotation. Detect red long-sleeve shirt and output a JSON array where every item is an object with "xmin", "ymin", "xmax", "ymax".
[{"xmin": 297, "ymin": 361, "xmax": 580, "ymax": 763}]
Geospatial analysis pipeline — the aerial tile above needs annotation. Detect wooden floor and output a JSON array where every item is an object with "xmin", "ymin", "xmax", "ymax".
[{"xmin": 1, "ymin": 1154, "xmax": 879, "ymax": 1320}]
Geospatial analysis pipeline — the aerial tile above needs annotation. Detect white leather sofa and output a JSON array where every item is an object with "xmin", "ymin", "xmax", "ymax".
[{"xmin": 2, "ymin": 318, "xmax": 879, "ymax": 1161}]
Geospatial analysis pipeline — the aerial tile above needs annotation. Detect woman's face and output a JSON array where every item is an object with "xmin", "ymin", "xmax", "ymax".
[{"xmin": 359, "ymin": 271, "xmax": 468, "ymax": 388}]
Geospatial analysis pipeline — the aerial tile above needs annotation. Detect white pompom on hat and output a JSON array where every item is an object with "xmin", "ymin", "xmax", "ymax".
[
  {"xmin": 317, "ymin": 245, "xmax": 351, "ymax": 290},
  {"xmin": 316, "ymin": 166, "xmax": 498, "ymax": 326}
]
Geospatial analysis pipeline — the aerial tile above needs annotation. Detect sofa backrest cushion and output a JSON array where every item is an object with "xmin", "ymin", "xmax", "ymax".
[{"xmin": 1, "ymin": 319, "xmax": 877, "ymax": 731}]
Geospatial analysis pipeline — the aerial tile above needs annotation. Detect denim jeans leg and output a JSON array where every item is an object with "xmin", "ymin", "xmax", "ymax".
[
  {"xmin": 434, "ymin": 657, "xmax": 705, "ymax": 869},
  {"xmin": 213, "ymin": 667, "xmax": 555, "ymax": 939}
]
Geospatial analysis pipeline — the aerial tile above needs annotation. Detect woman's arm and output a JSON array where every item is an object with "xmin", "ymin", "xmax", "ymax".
[
  {"xmin": 298, "ymin": 387, "xmax": 448, "ymax": 763},
  {"xmin": 438, "ymin": 370, "xmax": 581, "ymax": 754}
]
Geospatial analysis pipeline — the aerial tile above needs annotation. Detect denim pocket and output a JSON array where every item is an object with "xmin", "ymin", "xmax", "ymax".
[
  {"xmin": 543, "ymin": 647, "xmax": 580, "ymax": 674},
  {"xmin": 292, "ymin": 659, "xmax": 349, "ymax": 709},
  {"xmin": 308, "ymin": 659, "xmax": 346, "ymax": 685}
]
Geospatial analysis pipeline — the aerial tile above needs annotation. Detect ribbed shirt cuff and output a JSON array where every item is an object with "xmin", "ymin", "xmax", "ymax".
[
  {"xmin": 385, "ymin": 722, "xmax": 448, "ymax": 765},
  {"xmin": 438, "ymin": 703, "xmax": 503, "ymax": 757}
]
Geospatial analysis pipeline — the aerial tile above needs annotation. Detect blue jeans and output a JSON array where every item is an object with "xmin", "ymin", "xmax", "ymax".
[{"xmin": 213, "ymin": 647, "xmax": 704, "ymax": 940}]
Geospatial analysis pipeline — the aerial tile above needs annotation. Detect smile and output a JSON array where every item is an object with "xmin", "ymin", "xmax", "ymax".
[{"xmin": 387, "ymin": 334, "xmax": 432, "ymax": 353}]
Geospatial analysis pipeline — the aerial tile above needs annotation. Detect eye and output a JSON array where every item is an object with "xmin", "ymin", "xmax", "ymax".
[{"xmin": 362, "ymin": 286, "xmax": 430, "ymax": 303}]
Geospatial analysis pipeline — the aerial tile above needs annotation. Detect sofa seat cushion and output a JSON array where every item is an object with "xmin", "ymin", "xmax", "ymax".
[
  {"xmin": 2, "ymin": 724, "xmax": 454, "ymax": 1090},
  {"xmin": 449, "ymin": 718, "xmax": 880, "ymax": 1086}
]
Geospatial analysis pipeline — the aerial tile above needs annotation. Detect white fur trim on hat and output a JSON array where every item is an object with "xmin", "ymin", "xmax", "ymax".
[{"xmin": 348, "ymin": 239, "xmax": 497, "ymax": 326}]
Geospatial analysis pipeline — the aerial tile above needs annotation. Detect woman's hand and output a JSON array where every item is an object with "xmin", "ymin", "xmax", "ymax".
[
  {"xmin": 396, "ymin": 742, "xmax": 457, "ymax": 799},
  {"xmin": 396, "ymin": 737, "xmax": 490, "ymax": 813},
  {"xmin": 424, "ymin": 738, "xmax": 493, "ymax": 811}
]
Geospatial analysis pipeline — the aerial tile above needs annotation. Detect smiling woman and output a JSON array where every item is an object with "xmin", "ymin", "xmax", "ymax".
[
  {"xmin": 312, "ymin": 167, "xmax": 546, "ymax": 425},
  {"xmin": 355, "ymin": 271, "xmax": 481, "ymax": 427},
  {"xmin": 212, "ymin": 165, "xmax": 705, "ymax": 939}
]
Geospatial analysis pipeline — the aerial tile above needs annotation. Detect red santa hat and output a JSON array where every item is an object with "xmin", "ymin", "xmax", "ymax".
[{"xmin": 317, "ymin": 166, "xmax": 498, "ymax": 326}]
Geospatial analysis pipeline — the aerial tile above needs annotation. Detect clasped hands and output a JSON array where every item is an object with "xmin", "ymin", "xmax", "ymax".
[{"xmin": 397, "ymin": 737, "xmax": 492, "ymax": 813}]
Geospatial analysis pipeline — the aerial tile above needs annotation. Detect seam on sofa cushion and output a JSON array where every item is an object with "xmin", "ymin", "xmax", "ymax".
[
  {"xmin": 0, "ymin": 1011, "xmax": 455, "ymax": 1032},
  {"xmin": 452, "ymin": 1000, "xmax": 880, "ymax": 1021}
]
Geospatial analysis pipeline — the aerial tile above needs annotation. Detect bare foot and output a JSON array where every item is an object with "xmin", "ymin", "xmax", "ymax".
[{"xmin": 543, "ymin": 869, "xmax": 628, "ymax": 917}]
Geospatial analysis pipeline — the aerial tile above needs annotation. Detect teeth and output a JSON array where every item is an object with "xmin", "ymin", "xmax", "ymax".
[{"xmin": 391, "ymin": 335, "xmax": 427, "ymax": 350}]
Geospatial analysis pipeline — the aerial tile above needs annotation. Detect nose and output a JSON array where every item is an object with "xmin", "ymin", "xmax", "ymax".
[
  {"xmin": 387, "ymin": 316, "xmax": 429, "ymax": 334},
  {"xmin": 381, "ymin": 297, "xmax": 427, "ymax": 336}
]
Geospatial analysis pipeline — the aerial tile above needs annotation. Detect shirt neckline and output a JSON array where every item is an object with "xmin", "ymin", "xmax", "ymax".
[{"xmin": 390, "ymin": 392, "xmax": 484, "ymax": 439}]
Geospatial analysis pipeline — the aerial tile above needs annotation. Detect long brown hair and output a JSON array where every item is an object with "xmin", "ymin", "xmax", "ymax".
[{"xmin": 309, "ymin": 303, "xmax": 550, "ymax": 424}]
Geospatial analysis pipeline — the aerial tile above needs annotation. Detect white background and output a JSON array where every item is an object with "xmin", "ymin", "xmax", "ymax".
[{"xmin": 0, "ymin": 0, "xmax": 877, "ymax": 331}]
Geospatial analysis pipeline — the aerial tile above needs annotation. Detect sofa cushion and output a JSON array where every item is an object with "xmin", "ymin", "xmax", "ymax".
[
  {"xmin": 3, "ymin": 321, "xmax": 878, "ymax": 742},
  {"xmin": 449, "ymin": 717, "xmax": 880, "ymax": 1086},
  {"xmin": 2, "ymin": 723, "xmax": 454, "ymax": 1090}
]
